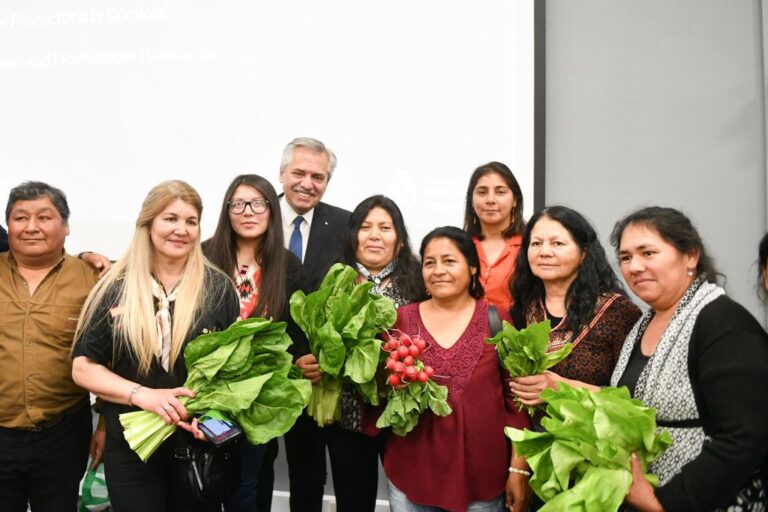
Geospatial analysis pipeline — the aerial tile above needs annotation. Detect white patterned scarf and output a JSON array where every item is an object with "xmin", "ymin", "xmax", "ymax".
[
  {"xmin": 151, "ymin": 278, "xmax": 178, "ymax": 371},
  {"xmin": 611, "ymin": 277, "xmax": 724, "ymax": 485}
]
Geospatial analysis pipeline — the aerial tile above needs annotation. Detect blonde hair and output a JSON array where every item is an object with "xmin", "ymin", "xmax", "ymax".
[{"xmin": 76, "ymin": 180, "xmax": 214, "ymax": 376}]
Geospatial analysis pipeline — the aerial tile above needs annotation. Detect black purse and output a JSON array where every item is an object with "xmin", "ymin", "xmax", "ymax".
[{"xmin": 173, "ymin": 434, "xmax": 242, "ymax": 505}]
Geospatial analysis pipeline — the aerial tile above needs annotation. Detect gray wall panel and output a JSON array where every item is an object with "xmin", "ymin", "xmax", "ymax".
[{"xmin": 545, "ymin": 0, "xmax": 767, "ymax": 323}]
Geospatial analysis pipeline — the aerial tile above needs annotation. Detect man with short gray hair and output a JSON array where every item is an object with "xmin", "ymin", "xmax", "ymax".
[{"xmin": 0, "ymin": 181, "xmax": 101, "ymax": 511}]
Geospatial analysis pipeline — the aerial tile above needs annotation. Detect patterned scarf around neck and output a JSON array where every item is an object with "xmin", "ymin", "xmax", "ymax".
[
  {"xmin": 356, "ymin": 261, "xmax": 396, "ymax": 296},
  {"xmin": 151, "ymin": 278, "xmax": 178, "ymax": 371}
]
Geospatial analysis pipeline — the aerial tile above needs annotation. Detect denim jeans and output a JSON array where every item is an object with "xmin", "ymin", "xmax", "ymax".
[
  {"xmin": 210, "ymin": 440, "xmax": 265, "ymax": 512},
  {"xmin": 387, "ymin": 479, "xmax": 505, "ymax": 512}
]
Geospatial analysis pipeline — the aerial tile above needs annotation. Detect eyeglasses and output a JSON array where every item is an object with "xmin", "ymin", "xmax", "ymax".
[{"xmin": 228, "ymin": 199, "xmax": 269, "ymax": 214}]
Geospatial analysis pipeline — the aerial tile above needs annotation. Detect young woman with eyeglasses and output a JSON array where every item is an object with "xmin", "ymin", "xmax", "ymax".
[{"xmin": 202, "ymin": 174, "xmax": 306, "ymax": 512}]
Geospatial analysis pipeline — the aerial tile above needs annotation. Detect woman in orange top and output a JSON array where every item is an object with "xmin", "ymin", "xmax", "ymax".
[{"xmin": 463, "ymin": 161, "xmax": 526, "ymax": 310}]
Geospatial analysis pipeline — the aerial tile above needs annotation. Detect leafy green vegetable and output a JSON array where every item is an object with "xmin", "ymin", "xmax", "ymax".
[
  {"xmin": 120, "ymin": 318, "xmax": 311, "ymax": 461},
  {"xmin": 290, "ymin": 263, "xmax": 397, "ymax": 426},
  {"xmin": 505, "ymin": 383, "xmax": 672, "ymax": 511},
  {"xmin": 375, "ymin": 379, "xmax": 452, "ymax": 436},
  {"xmin": 485, "ymin": 319, "xmax": 572, "ymax": 414}
]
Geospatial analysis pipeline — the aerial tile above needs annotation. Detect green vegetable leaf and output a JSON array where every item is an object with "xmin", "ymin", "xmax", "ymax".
[
  {"xmin": 235, "ymin": 373, "xmax": 313, "ymax": 445},
  {"xmin": 288, "ymin": 263, "xmax": 397, "ymax": 425},
  {"xmin": 376, "ymin": 379, "xmax": 452, "ymax": 436},
  {"xmin": 504, "ymin": 383, "xmax": 672, "ymax": 511},
  {"xmin": 187, "ymin": 373, "xmax": 273, "ymax": 414},
  {"xmin": 316, "ymin": 320, "xmax": 346, "ymax": 378},
  {"xmin": 344, "ymin": 339, "xmax": 380, "ymax": 384},
  {"xmin": 486, "ymin": 320, "xmax": 573, "ymax": 415},
  {"xmin": 120, "ymin": 318, "xmax": 310, "ymax": 461}
]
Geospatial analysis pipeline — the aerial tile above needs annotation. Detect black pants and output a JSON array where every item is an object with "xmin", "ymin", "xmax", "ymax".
[
  {"xmin": 326, "ymin": 424, "xmax": 379, "ymax": 512},
  {"xmin": 0, "ymin": 402, "xmax": 92, "ymax": 512},
  {"xmin": 258, "ymin": 412, "xmax": 380, "ymax": 512},
  {"xmin": 105, "ymin": 431, "xmax": 209, "ymax": 512},
  {"xmin": 255, "ymin": 438, "xmax": 278, "ymax": 512}
]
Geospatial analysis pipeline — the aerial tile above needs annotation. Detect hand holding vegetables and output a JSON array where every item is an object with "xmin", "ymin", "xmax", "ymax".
[
  {"xmin": 485, "ymin": 319, "xmax": 572, "ymax": 414},
  {"xmin": 508, "ymin": 371, "xmax": 564, "ymax": 407},
  {"xmin": 376, "ymin": 331, "xmax": 452, "ymax": 436},
  {"xmin": 120, "ymin": 318, "xmax": 311, "ymax": 461},
  {"xmin": 128, "ymin": 385, "xmax": 196, "ymax": 425},
  {"xmin": 295, "ymin": 353, "xmax": 322, "ymax": 384},
  {"xmin": 505, "ymin": 383, "xmax": 672, "ymax": 512},
  {"xmin": 290, "ymin": 263, "xmax": 397, "ymax": 426},
  {"xmin": 625, "ymin": 454, "xmax": 665, "ymax": 512}
]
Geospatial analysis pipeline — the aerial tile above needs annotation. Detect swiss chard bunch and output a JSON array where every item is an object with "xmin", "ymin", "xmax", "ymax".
[
  {"xmin": 505, "ymin": 383, "xmax": 673, "ymax": 512},
  {"xmin": 485, "ymin": 319, "xmax": 572, "ymax": 414},
  {"xmin": 376, "ymin": 331, "xmax": 452, "ymax": 436},
  {"xmin": 290, "ymin": 263, "xmax": 397, "ymax": 426},
  {"xmin": 120, "ymin": 318, "xmax": 312, "ymax": 461}
]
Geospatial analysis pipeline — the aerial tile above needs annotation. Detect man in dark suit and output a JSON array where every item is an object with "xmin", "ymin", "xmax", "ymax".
[
  {"xmin": 257, "ymin": 137, "xmax": 351, "ymax": 512},
  {"xmin": 278, "ymin": 137, "xmax": 351, "ymax": 292}
]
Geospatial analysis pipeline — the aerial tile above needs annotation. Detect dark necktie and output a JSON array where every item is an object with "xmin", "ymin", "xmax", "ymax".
[{"xmin": 289, "ymin": 216, "xmax": 304, "ymax": 260}]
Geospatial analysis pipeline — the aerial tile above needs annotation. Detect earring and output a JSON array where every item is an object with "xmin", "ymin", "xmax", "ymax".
[{"xmin": 687, "ymin": 269, "xmax": 694, "ymax": 277}]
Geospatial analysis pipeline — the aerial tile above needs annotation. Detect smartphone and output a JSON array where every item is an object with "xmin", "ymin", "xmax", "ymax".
[{"xmin": 198, "ymin": 417, "xmax": 243, "ymax": 447}]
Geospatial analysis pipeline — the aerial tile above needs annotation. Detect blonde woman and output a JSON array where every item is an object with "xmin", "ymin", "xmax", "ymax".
[{"xmin": 72, "ymin": 180, "xmax": 239, "ymax": 512}]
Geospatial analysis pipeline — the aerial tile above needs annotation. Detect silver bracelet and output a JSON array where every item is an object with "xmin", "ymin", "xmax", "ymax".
[
  {"xmin": 128, "ymin": 385, "xmax": 143, "ymax": 406},
  {"xmin": 508, "ymin": 466, "xmax": 531, "ymax": 477}
]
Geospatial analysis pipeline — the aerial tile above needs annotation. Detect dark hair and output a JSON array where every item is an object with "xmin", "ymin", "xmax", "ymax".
[
  {"xmin": 202, "ymin": 174, "xmax": 288, "ymax": 319},
  {"xmin": 420, "ymin": 226, "xmax": 484, "ymax": 300},
  {"xmin": 609, "ymin": 206, "xmax": 720, "ymax": 284},
  {"xmin": 338, "ymin": 195, "xmax": 426, "ymax": 304},
  {"xmin": 511, "ymin": 206, "xmax": 625, "ymax": 332},
  {"xmin": 6, "ymin": 181, "xmax": 70, "ymax": 223},
  {"xmin": 463, "ymin": 162, "xmax": 525, "ymax": 240},
  {"xmin": 759, "ymin": 233, "xmax": 768, "ymax": 301}
]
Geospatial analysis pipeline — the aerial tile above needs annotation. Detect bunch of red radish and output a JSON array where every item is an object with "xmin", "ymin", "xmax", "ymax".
[{"xmin": 382, "ymin": 331, "xmax": 435, "ymax": 387}]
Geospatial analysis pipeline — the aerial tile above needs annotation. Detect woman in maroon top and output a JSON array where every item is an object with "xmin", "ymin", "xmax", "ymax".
[{"xmin": 383, "ymin": 226, "xmax": 531, "ymax": 512}]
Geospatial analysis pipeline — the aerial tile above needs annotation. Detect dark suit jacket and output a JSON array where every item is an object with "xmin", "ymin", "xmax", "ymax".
[
  {"xmin": 298, "ymin": 201, "xmax": 351, "ymax": 292},
  {"xmin": 0, "ymin": 226, "xmax": 7, "ymax": 253}
]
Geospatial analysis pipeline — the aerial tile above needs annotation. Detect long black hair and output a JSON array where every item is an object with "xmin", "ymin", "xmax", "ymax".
[
  {"xmin": 420, "ymin": 226, "xmax": 484, "ymax": 300},
  {"xmin": 202, "ymin": 174, "xmax": 288, "ymax": 319},
  {"xmin": 339, "ymin": 195, "xmax": 426, "ymax": 303},
  {"xmin": 463, "ymin": 162, "xmax": 525, "ymax": 240},
  {"xmin": 511, "ymin": 206, "xmax": 624, "ymax": 331},
  {"xmin": 609, "ymin": 206, "xmax": 721, "ymax": 285}
]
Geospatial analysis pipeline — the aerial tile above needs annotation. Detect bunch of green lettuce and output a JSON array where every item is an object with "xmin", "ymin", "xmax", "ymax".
[
  {"xmin": 485, "ymin": 319, "xmax": 572, "ymax": 414},
  {"xmin": 120, "ymin": 318, "xmax": 312, "ymax": 461},
  {"xmin": 375, "ymin": 379, "xmax": 452, "ymax": 436},
  {"xmin": 290, "ymin": 263, "xmax": 397, "ymax": 426},
  {"xmin": 505, "ymin": 383, "xmax": 673, "ymax": 511}
]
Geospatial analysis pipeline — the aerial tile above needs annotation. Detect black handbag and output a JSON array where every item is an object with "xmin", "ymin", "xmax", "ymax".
[{"xmin": 173, "ymin": 434, "xmax": 242, "ymax": 504}]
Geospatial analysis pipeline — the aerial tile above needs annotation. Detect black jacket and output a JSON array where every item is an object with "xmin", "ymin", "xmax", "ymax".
[{"xmin": 299, "ymin": 201, "xmax": 351, "ymax": 292}]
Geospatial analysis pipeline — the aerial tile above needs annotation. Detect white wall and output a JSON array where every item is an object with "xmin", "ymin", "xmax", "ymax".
[
  {"xmin": 0, "ymin": 2, "xmax": 536, "ymax": 508},
  {"xmin": 0, "ymin": 1, "xmax": 536, "ymax": 259},
  {"xmin": 544, "ymin": 0, "xmax": 767, "ymax": 324}
]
